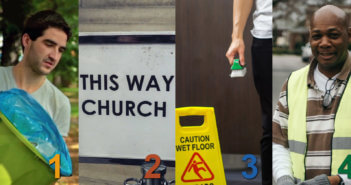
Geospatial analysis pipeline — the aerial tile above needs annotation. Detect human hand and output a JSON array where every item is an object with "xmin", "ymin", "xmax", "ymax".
[
  {"xmin": 225, "ymin": 38, "xmax": 245, "ymax": 66},
  {"xmin": 327, "ymin": 175, "xmax": 341, "ymax": 185}
]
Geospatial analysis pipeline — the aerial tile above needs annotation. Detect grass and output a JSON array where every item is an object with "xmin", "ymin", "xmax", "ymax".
[
  {"xmin": 60, "ymin": 87, "xmax": 79, "ymax": 93},
  {"xmin": 60, "ymin": 87, "xmax": 78, "ymax": 117},
  {"xmin": 56, "ymin": 87, "xmax": 79, "ymax": 185},
  {"xmin": 70, "ymin": 102, "xmax": 78, "ymax": 117}
]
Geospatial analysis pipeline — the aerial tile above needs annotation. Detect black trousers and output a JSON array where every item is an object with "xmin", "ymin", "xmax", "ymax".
[{"xmin": 251, "ymin": 37, "xmax": 272, "ymax": 185}]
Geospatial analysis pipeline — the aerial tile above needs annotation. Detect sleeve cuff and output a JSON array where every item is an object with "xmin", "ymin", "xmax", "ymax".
[
  {"xmin": 300, "ymin": 174, "xmax": 330, "ymax": 185},
  {"xmin": 277, "ymin": 175, "xmax": 295, "ymax": 185},
  {"xmin": 315, "ymin": 174, "xmax": 331, "ymax": 185}
]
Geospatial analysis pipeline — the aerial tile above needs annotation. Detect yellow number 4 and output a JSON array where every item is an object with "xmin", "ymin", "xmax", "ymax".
[{"xmin": 49, "ymin": 154, "xmax": 61, "ymax": 179}]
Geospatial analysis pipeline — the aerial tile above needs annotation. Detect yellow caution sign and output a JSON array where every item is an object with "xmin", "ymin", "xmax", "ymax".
[{"xmin": 176, "ymin": 107, "xmax": 226, "ymax": 185}]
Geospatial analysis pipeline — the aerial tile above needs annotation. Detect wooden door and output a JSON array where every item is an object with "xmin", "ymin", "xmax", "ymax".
[{"xmin": 176, "ymin": 0, "xmax": 263, "ymax": 154}]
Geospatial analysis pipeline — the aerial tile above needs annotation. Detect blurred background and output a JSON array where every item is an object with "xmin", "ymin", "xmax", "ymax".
[
  {"xmin": 79, "ymin": 0, "xmax": 175, "ymax": 32},
  {"xmin": 0, "ymin": 1, "xmax": 78, "ymax": 184},
  {"xmin": 273, "ymin": 0, "xmax": 351, "ymax": 57},
  {"xmin": 273, "ymin": 0, "xmax": 351, "ymax": 107}
]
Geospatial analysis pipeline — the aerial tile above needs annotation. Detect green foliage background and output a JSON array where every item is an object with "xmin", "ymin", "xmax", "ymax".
[
  {"xmin": 33, "ymin": 0, "xmax": 78, "ymax": 87},
  {"xmin": 0, "ymin": 0, "xmax": 78, "ymax": 87}
]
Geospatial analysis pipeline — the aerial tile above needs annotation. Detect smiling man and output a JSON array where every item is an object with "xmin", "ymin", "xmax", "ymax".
[
  {"xmin": 273, "ymin": 5, "xmax": 351, "ymax": 185},
  {"xmin": 0, "ymin": 10, "xmax": 72, "ymax": 137}
]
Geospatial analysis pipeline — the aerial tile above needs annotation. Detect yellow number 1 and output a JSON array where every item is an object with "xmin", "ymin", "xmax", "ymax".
[{"xmin": 49, "ymin": 154, "xmax": 61, "ymax": 179}]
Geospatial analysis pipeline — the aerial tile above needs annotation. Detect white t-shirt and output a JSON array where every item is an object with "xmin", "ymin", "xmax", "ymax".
[
  {"xmin": 314, "ymin": 65, "xmax": 339, "ymax": 93},
  {"xmin": 251, "ymin": 0, "xmax": 272, "ymax": 39},
  {"xmin": 0, "ymin": 66, "xmax": 71, "ymax": 136}
]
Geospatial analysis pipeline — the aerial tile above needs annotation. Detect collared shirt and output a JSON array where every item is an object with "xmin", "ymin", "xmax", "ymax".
[{"xmin": 273, "ymin": 55, "xmax": 351, "ymax": 180}]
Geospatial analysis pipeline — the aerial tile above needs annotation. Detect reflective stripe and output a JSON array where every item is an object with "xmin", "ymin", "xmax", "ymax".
[
  {"xmin": 288, "ymin": 140, "xmax": 306, "ymax": 155},
  {"xmin": 332, "ymin": 137, "xmax": 351, "ymax": 149}
]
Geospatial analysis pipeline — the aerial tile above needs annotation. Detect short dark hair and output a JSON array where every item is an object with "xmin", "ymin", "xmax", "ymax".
[{"xmin": 22, "ymin": 10, "xmax": 71, "ymax": 43}]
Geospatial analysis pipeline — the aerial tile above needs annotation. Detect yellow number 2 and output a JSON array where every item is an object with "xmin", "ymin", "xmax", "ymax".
[{"xmin": 49, "ymin": 154, "xmax": 61, "ymax": 179}]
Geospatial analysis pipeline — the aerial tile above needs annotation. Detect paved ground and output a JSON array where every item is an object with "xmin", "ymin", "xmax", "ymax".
[{"xmin": 79, "ymin": 154, "xmax": 262, "ymax": 185}]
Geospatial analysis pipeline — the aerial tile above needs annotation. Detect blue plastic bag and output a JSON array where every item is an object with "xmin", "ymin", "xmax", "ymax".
[{"xmin": 0, "ymin": 88, "xmax": 72, "ymax": 176}]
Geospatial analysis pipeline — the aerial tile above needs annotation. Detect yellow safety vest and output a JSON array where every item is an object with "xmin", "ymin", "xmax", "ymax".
[{"xmin": 287, "ymin": 65, "xmax": 351, "ymax": 182}]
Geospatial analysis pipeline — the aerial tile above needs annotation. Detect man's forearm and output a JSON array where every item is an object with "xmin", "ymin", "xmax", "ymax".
[{"xmin": 232, "ymin": 0, "xmax": 253, "ymax": 40}]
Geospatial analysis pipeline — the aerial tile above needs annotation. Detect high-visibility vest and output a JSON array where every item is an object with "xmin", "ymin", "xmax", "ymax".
[{"xmin": 287, "ymin": 65, "xmax": 351, "ymax": 182}]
